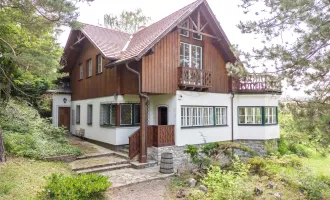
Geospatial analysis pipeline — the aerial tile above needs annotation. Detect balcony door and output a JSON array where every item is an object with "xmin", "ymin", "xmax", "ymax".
[{"xmin": 180, "ymin": 42, "xmax": 203, "ymax": 86}]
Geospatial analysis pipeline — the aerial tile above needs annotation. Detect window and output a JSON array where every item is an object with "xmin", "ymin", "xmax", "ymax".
[
  {"xmin": 215, "ymin": 107, "xmax": 227, "ymax": 125},
  {"xmin": 238, "ymin": 107, "xmax": 262, "ymax": 124},
  {"xmin": 87, "ymin": 59, "xmax": 92, "ymax": 77},
  {"xmin": 100, "ymin": 104, "xmax": 116, "ymax": 126},
  {"xmin": 72, "ymin": 110, "xmax": 75, "ymax": 125},
  {"xmin": 180, "ymin": 42, "xmax": 202, "ymax": 69},
  {"xmin": 87, "ymin": 105, "xmax": 93, "ymax": 125},
  {"xmin": 192, "ymin": 33, "xmax": 203, "ymax": 40},
  {"xmin": 265, "ymin": 107, "xmax": 277, "ymax": 124},
  {"xmin": 76, "ymin": 105, "xmax": 80, "ymax": 124},
  {"xmin": 79, "ymin": 64, "xmax": 83, "ymax": 80},
  {"xmin": 133, "ymin": 104, "xmax": 140, "ymax": 124},
  {"xmin": 97, "ymin": 55, "xmax": 102, "ymax": 74},
  {"xmin": 180, "ymin": 20, "xmax": 189, "ymax": 37},
  {"xmin": 120, "ymin": 104, "xmax": 132, "ymax": 125},
  {"xmin": 181, "ymin": 106, "xmax": 216, "ymax": 127}
]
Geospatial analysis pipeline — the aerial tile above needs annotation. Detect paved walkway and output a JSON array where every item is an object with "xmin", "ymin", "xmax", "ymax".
[
  {"xmin": 108, "ymin": 178, "xmax": 172, "ymax": 200},
  {"xmin": 101, "ymin": 166, "xmax": 174, "ymax": 188},
  {"xmin": 70, "ymin": 155, "xmax": 128, "ymax": 170},
  {"xmin": 68, "ymin": 136, "xmax": 115, "ymax": 157}
]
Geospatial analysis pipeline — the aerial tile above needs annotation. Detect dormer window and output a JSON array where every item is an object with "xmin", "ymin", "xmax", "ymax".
[{"xmin": 180, "ymin": 20, "xmax": 189, "ymax": 37}]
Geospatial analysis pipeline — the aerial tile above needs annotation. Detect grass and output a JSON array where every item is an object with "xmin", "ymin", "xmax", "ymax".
[
  {"xmin": 0, "ymin": 156, "xmax": 73, "ymax": 199},
  {"xmin": 301, "ymin": 155, "xmax": 330, "ymax": 176}
]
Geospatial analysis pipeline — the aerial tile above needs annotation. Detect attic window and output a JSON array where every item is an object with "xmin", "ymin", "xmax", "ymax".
[
  {"xmin": 87, "ymin": 59, "xmax": 92, "ymax": 77},
  {"xmin": 180, "ymin": 20, "xmax": 189, "ymax": 37},
  {"xmin": 97, "ymin": 55, "xmax": 102, "ymax": 74},
  {"xmin": 193, "ymin": 32, "xmax": 202, "ymax": 41}
]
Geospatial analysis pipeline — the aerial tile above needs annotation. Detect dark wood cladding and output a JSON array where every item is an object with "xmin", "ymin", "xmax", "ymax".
[
  {"xmin": 142, "ymin": 30, "xmax": 180, "ymax": 94},
  {"xmin": 203, "ymin": 36, "xmax": 229, "ymax": 93},
  {"xmin": 70, "ymin": 39, "xmax": 139, "ymax": 101}
]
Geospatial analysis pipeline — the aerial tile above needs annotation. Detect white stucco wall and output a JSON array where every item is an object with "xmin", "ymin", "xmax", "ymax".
[
  {"xmin": 233, "ymin": 94, "xmax": 280, "ymax": 140},
  {"xmin": 175, "ymin": 91, "xmax": 281, "ymax": 146},
  {"xmin": 175, "ymin": 91, "xmax": 232, "ymax": 146},
  {"xmin": 52, "ymin": 94, "xmax": 71, "ymax": 127},
  {"xmin": 71, "ymin": 95, "xmax": 140, "ymax": 145},
  {"xmin": 148, "ymin": 95, "xmax": 176, "ymax": 125}
]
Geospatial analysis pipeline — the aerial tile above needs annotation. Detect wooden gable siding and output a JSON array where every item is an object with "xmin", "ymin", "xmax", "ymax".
[
  {"xmin": 70, "ymin": 39, "xmax": 139, "ymax": 101},
  {"xmin": 203, "ymin": 36, "xmax": 229, "ymax": 93},
  {"xmin": 141, "ymin": 30, "xmax": 180, "ymax": 94}
]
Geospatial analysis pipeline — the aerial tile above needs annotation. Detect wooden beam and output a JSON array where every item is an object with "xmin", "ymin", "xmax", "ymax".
[
  {"xmin": 197, "ymin": 11, "xmax": 201, "ymax": 32},
  {"xmin": 189, "ymin": 16, "xmax": 198, "ymax": 30},
  {"xmin": 177, "ymin": 26, "xmax": 221, "ymax": 40},
  {"xmin": 71, "ymin": 36, "xmax": 85, "ymax": 47},
  {"xmin": 200, "ymin": 22, "xmax": 208, "ymax": 32}
]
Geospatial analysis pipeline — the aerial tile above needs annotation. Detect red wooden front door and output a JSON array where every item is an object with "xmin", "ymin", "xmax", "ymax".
[{"xmin": 58, "ymin": 107, "xmax": 70, "ymax": 130}]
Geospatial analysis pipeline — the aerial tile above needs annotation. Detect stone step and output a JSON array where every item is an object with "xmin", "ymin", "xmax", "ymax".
[
  {"xmin": 131, "ymin": 159, "xmax": 158, "ymax": 169},
  {"xmin": 72, "ymin": 159, "xmax": 130, "ymax": 171},
  {"xmin": 119, "ymin": 148, "xmax": 129, "ymax": 154},
  {"xmin": 77, "ymin": 152, "xmax": 115, "ymax": 160},
  {"xmin": 76, "ymin": 163, "xmax": 132, "ymax": 174}
]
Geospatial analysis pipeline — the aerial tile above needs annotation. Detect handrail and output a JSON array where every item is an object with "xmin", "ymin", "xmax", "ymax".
[
  {"xmin": 178, "ymin": 67, "xmax": 212, "ymax": 88},
  {"xmin": 232, "ymin": 74, "xmax": 281, "ymax": 93}
]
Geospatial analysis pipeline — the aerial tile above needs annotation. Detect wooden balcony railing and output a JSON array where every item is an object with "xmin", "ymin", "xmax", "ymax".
[
  {"xmin": 178, "ymin": 67, "xmax": 212, "ymax": 91},
  {"xmin": 128, "ymin": 125, "xmax": 175, "ymax": 159},
  {"xmin": 232, "ymin": 74, "xmax": 282, "ymax": 93}
]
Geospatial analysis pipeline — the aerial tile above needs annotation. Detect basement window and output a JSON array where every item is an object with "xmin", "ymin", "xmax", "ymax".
[{"xmin": 100, "ymin": 104, "xmax": 116, "ymax": 126}]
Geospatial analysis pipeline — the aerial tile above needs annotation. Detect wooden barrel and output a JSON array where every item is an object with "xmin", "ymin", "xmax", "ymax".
[{"xmin": 160, "ymin": 152, "xmax": 174, "ymax": 174}]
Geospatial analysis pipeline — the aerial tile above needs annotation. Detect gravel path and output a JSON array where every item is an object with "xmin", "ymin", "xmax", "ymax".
[{"xmin": 108, "ymin": 178, "xmax": 173, "ymax": 200}]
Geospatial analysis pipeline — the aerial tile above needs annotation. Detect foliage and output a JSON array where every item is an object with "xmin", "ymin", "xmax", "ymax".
[
  {"xmin": 38, "ymin": 173, "xmax": 111, "ymax": 200},
  {"xmin": 190, "ymin": 158, "xmax": 253, "ymax": 200},
  {"xmin": 0, "ymin": 157, "xmax": 72, "ymax": 199},
  {"xmin": 0, "ymin": 99, "xmax": 81, "ymax": 159},
  {"xmin": 236, "ymin": 0, "xmax": 330, "ymax": 153},
  {"xmin": 184, "ymin": 142, "xmax": 255, "ymax": 170},
  {"xmin": 248, "ymin": 157, "xmax": 266, "ymax": 174},
  {"xmin": 104, "ymin": 8, "xmax": 151, "ymax": 33}
]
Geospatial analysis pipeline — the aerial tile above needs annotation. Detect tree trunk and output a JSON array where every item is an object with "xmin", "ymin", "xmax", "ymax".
[{"xmin": 0, "ymin": 125, "xmax": 6, "ymax": 162}]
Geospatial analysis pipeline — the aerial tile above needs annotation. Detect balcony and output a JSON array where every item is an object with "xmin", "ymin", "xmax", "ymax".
[
  {"xmin": 232, "ymin": 74, "xmax": 282, "ymax": 94},
  {"xmin": 178, "ymin": 67, "xmax": 212, "ymax": 91}
]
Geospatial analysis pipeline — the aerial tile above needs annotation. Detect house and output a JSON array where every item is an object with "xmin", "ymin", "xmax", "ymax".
[{"xmin": 52, "ymin": 0, "xmax": 282, "ymax": 165}]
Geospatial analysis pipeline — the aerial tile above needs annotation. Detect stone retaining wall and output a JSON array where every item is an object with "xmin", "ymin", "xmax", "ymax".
[{"xmin": 147, "ymin": 139, "xmax": 278, "ymax": 169}]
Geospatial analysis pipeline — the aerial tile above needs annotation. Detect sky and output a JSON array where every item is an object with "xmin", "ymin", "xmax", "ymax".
[{"xmin": 58, "ymin": 0, "xmax": 304, "ymax": 98}]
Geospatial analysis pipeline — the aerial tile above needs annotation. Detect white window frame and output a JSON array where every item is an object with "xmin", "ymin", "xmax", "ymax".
[
  {"xmin": 100, "ymin": 103, "xmax": 116, "ymax": 126},
  {"xmin": 180, "ymin": 42, "xmax": 202, "ymax": 69},
  {"xmin": 238, "ymin": 107, "xmax": 262, "ymax": 125},
  {"xmin": 87, "ymin": 59, "xmax": 92, "ymax": 77},
  {"xmin": 79, "ymin": 64, "xmax": 83, "ymax": 80},
  {"xmin": 180, "ymin": 20, "xmax": 189, "ymax": 37},
  {"xmin": 265, "ymin": 107, "xmax": 277, "ymax": 124},
  {"xmin": 71, "ymin": 110, "xmax": 75, "ymax": 125},
  {"xmin": 97, "ymin": 55, "xmax": 102, "ymax": 74},
  {"xmin": 192, "ymin": 32, "xmax": 203, "ymax": 41},
  {"xmin": 87, "ymin": 104, "xmax": 93, "ymax": 125},
  {"xmin": 215, "ymin": 107, "xmax": 227, "ymax": 125},
  {"xmin": 181, "ymin": 106, "xmax": 214, "ymax": 127},
  {"xmin": 76, "ymin": 105, "xmax": 80, "ymax": 124}
]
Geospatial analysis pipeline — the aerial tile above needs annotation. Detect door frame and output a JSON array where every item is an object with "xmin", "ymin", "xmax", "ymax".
[{"xmin": 156, "ymin": 105, "xmax": 168, "ymax": 125}]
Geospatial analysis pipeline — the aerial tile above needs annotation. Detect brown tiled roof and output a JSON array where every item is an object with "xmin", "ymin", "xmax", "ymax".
[
  {"xmin": 64, "ymin": 0, "xmax": 235, "ymax": 69},
  {"xmin": 80, "ymin": 24, "xmax": 130, "ymax": 59}
]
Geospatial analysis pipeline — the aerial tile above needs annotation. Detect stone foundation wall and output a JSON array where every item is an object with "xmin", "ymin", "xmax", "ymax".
[{"xmin": 147, "ymin": 139, "xmax": 278, "ymax": 169}]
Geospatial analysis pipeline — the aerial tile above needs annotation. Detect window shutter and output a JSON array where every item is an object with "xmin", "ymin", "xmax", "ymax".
[{"xmin": 100, "ymin": 104, "xmax": 104, "ymax": 125}]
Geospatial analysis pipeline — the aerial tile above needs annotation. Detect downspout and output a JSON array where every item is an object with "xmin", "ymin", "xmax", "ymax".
[
  {"xmin": 231, "ymin": 92, "xmax": 235, "ymax": 143},
  {"xmin": 125, "ymin": 63, "xmax": 149, "ymax": 103}
]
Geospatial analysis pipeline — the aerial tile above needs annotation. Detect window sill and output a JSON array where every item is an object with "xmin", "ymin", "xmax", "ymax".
[
  {"xmin": 96, "ymin": 72, "xmax": 102, "ymax": 75},
  {"xmin": 238, "ymin": 124, "xmax": 263, "ymax": 126},
  {"xmin": 76, "ymin": 123, "xmax": 80, "ymax": 125},
  {"xmin": 180, "ymin": 34, "xmax": 189, "ymax": 38},
  {"xmin": 78, "ymin": 79, "xmax": 83, "ymax": 81},
  {"xmin": 87, "ymin": 123, "xmax": 93, "ymax": 126},
  {"xmin": 181, "ymin": 125, "xmax": 228, "ymax": 129},
  {"xmin": 86, "ymin": 76, "xmax": 92, "ymax": 79},
  {"xmin": 264, "ymin": 123, "xmax": 278, "ymax": 126}
]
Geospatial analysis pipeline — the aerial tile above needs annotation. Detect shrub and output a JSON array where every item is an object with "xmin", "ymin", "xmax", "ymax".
[
  {"xmin": 0, "ymin": 100, "xmax": 82, "ymax": 159},
  {"xmin": 191, "ymin": 165, "xmax": 253, "ymax": 200},
  {"xmin": 248, "ymin": 157, "xmax": 266, "ymax": 174},
  {"xmin": 38, "ymin": 173, "xmax": 111, "ymax": 200}
]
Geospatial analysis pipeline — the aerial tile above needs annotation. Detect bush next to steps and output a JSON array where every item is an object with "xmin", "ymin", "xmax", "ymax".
[
  {"xmin": 0, "ymin": 99, "xmax": 82, "ymax": 159},
  {"xmin": 38, "ymin": 173, "xmax": 112, "ymax": 200}
]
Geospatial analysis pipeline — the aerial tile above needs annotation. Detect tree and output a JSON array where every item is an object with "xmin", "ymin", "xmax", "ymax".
[
  {"xmin": 237, "ymin": 0, "xmax": 330, "ymax": 150},
  {"xmin": 104, "ymin": 9, "xmax": 151, "ymax": 33}
]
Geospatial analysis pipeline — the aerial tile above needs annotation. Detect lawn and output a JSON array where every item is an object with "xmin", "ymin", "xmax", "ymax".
[
  {"xmin": 302, "ymin": 155, "xmax": 330, "ymax": 176},
  {"xmin": 0, "ymin": 156, "xmax": 73, "ymax": 199}
]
